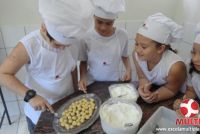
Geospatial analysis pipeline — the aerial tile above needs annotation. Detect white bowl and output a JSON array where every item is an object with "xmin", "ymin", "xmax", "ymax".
[
  {"xmin": 109, "ymin": 83, "xmax": 139, "ymax": 102},
  {"xmin": 99, "ymin": 98, "xmax": 142, "ymax": 134}
]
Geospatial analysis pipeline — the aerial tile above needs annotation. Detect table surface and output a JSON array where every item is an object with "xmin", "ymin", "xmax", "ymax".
[{"xmin": 34, "ymin": 81, "xmax": 183, "ymax": 134}]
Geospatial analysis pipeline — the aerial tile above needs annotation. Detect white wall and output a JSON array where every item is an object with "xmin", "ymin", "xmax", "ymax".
[
  {"xmin": 120, "ymin": 0, "xmax": 179, "ymax": 20},
  {"xmin": 175, "ymin": 0, "xmax": 200, "ymax": 24},
  {"xmin": 173, "ymin": 0, "xmax": 200, "ymax": 60},
  {"xmin": 0, "ymin": 0, "xmax": 179, "ymax": 25},
  {"xmin": 0, "ymin": 0, "xmax": 41, "ymax": 25}
]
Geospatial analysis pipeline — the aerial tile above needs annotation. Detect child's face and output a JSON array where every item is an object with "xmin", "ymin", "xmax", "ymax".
[
  {"xmin": 94, "ymin": 16, "xmax": 114, "ymax": 37},
  {"xmin": 134, "ymin": 33, "xmax": 164, "ymax": 61},
  {"xmin": 191, "ymin": 44, "xmax": 200, "ymax": 71}
]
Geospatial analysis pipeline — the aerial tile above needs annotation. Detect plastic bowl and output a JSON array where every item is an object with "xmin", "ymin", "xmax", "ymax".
[
  {"xmin": 109, "ymin": 83, "xmax": 139, "ymax": 102},
  {"xmin": 99, "ymin": 98, "xmax": 142, "ymax": 134}
]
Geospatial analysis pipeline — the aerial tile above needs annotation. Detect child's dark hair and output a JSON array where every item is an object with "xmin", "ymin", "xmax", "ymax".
[
  {"xmin": 165, "ymin": 45, "xmax": 177, "ymax": 53},
  {"xmin": 154, "ymin": 41, "xmax": 177, "ymax": 54},
  {"xmin": 189, "ymin": 60, "xmax": 200, "ymax": 75},
  {"xmin": 46, "ymin": 31, "xmax": 55, "ymax": 41}
]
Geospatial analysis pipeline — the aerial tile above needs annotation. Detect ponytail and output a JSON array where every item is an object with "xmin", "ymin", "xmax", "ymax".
[
  {"xmin": 154, "ymin": 41, "xmax": 177, "ymax": 54},
  {"xmin": 165, "ymin": 45, "xmax": 177, "ymax": 54}
]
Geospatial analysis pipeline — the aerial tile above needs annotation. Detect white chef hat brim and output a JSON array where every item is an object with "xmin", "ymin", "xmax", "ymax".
[
  {"xmin": 93, "ymin": 0, "xmax": 125, "ymax": 19},
  {"xmin": 138, "ymin": 13, "xmax": 183, "ymax": 45},
  {"xmin": 45, "ymin": 21, "xmax": 76, "ymax": 45},
  {"xmin": 39, "ymin": 0, "xmax": 94, "ymax": 45},
  {"xmin": 194, "ymin": 23, "xmax": 200, "ymax": 44},
  {"xmin": 138, "ymin": 20, "xmax": 171, "ymax": 44},
  {"xmin": 94, "ymin": 7, "xmax": 117, "ymax": 20}
]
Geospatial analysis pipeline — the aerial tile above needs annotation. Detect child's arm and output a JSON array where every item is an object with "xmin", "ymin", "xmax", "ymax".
[
  {"xmin": 78, "ymin": 61, "xmax": 87, "ymax": 93},
  {"xmin": 183, "ymin": 86, "xmax": 197, "ymax": 99},
  {"xmin": 121, "ymin": 56, "xmax": 131, "ymax": 81},
  {"xmin": 154, "ymin": 61, "xmax": 187, "ymax": 102},
  {"xmin": 0, "ymin": 43, "xmax": 29, "ymax": 97},
  {"xmin": 77, "ymin": 38, "xmax": 88, "ymax": 93},
  {"xmin": 71, "ymin": 67, "xmax": 78, "ymax": 91},
  {"xmin": 0, "ymin": 43, "xmax": 54, "ymax": 113},
  {"xmin": 132, "ymin": 52, "xmax": 154, "ymax": 103},
  {"xmin": 132, "ymin": 52, "xmax": 151, "ymax": 90}
]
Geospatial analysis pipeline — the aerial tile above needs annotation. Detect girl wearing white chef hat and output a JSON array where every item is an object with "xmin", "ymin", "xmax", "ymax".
[
  {"xmin": 78, "ymin": 0, "xmax": 131, "ymax": 92},
  {"xmin": 174, "ymin": 23, "xmax": 200, "ymax": 111},
  {"xmin": 132, "ymin": 13, "xmax": 187, "ymax": 103},
  {"xmin": 0, "ymin": 0, "xmax": 93, "ymax": 133}
]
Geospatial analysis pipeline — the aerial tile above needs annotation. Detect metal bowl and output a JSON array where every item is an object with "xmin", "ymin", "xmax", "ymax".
[{"xmin": 52, "ymin": 93, "xmax": 102, "ymax": 134}]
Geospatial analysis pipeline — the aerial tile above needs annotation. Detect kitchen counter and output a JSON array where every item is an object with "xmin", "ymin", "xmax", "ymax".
[{"xmin": 34, "ymin": 81, "xmax": 183, "ymax": 134}]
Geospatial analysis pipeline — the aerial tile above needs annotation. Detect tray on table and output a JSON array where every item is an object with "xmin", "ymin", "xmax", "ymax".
[{"xmin": 52, "ymin": 93, "xmax": 102, "ymax": 134}]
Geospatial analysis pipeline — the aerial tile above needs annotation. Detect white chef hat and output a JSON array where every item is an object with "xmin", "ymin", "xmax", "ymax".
[
  {"xmin": 194, "ymin": 23, "xmax": 200, "ymax": 44},
  {"xmin": 39, "ymin": 0, "xmax": 94, "ymax": 45},
  {"xmin": 138, "ymin": 13, "xmax": 183, "ymax": 45},
  {"xmin": 93, "ymin": 0, "xmax": 125, "ymax": 20}
]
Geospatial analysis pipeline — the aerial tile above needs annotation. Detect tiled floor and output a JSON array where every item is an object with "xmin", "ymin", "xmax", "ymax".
[{"xmin": 0, "ymin": 115, "xmax": 29, "ymax": 134}]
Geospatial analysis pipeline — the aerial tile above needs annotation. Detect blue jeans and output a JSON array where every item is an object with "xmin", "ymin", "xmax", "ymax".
[{"xmin": 26, "ymin": 116, "xmax": 35, "ymax": 134}]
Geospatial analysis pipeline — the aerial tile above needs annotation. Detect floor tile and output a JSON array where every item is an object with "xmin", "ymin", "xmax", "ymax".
[
  {"xmin": 19, "ymin": 115, "xmax": 26, "ymax": 122},
  {"xmin": 2, "ymin": 115, "xmax": 20, "ymax": 126},
  {"xmin": 17, "ymin": 120, "xmax": 29, "ymax": 134},
  {"xmin": 0, "ymin": 121, "xmax": 18, "ymax": 134}
]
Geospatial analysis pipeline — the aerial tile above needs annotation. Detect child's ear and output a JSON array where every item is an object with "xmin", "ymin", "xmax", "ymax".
[
  {"xmin": 157, "ymin": 44, "xmax": 166, "ymax": 54},
  {"xmin": 41, "ymin": 23, "xmax": 47, "ymax": 32}
]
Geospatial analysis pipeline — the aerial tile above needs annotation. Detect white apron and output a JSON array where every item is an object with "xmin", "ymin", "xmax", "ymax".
[
  {"xmin": 87, "ymin": 35, "xmax": 122, "ymax": 81},
  {"xmin": 24, "ymin": 42, "xmax": 76, "ymax": 124}
]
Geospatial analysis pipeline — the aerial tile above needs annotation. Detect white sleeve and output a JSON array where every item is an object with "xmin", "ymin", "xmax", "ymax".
[
  {"xmin": 19, "ymin": 33, "xmax": 36, "ymax": 63},
  {"xmin": 78, "ymin": 38, "xmax": 88, "ymax": 61},
  {"xmin": 185, "ymin": 60, "xmax": 192, "ymax": 87},
  {"xmin": 119, "ymin": 29, "xmax": 129, "ymax": 57},
  {"xmin": 187, "ymin": 73, "xmax": 193, "ymax": 87},
  {"xmin": 70, "ymin": 40, "xmax": 80, "ymax": 62},
  {"xmin": 122, "ymin": 39, "xmax": 129, "ymax": 57}
]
